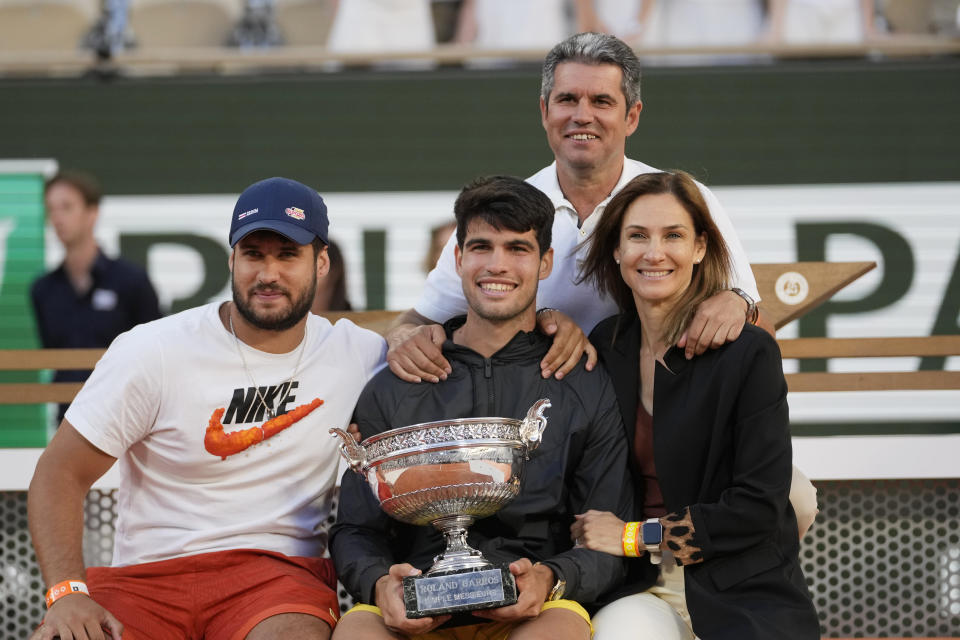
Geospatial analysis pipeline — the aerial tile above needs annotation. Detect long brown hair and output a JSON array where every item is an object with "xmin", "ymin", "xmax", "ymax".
[{"xmin": 578, "ymin": 171, "xmax": 733, "ymax": 345}]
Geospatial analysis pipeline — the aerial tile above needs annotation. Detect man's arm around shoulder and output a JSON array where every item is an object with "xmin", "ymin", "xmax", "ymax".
[
  {"xmin": 28, "ymin": 421, "xmax": 123, "ymax": 640},
  {"xmin": 384, "ymin": 308, "xmax": 451, "ymax": 384}
]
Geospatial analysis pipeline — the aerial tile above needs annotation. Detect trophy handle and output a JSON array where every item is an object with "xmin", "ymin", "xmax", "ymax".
[
  {"xmin": 328, "ymin": 428, "xmax": 367, "ymax": 472},
  {"xmin": 519, "ymin": 398, "xmax": 551, "ymax": 453}
]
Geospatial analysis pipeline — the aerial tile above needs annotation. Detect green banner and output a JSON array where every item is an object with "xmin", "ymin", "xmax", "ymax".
[{"xmin": 0, "ymin": 170, "xmax": 48, "ymax": 447}]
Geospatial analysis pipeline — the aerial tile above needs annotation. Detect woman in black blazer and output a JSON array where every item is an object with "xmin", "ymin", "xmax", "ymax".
[{"xmin": 570, "ymin": 171, "xmax": 819, "ymax": 640}]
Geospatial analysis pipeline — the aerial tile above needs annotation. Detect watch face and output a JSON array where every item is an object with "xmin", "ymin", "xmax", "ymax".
[
  {"xmin": 642, "ymin": 521, "xmax": 663, "ymax": 546},
  {"xmin": 551, "ymin": 580, "xmax": 566, "ymax": 601}
]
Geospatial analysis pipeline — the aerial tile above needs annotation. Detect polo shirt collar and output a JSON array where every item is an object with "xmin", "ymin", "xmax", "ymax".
[{"xmin": 542, "ymin": 157, "xmax": 633, "ymax": 227}]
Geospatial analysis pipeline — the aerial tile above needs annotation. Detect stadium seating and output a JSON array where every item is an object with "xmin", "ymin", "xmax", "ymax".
[
  {"xmin": 274, "ymin": 0, "xmax": 336, "ymax": 47},
  {"xmin": 128, "ymin": 0, "xmax": 239, "ymax": 48},
  {"xmin": 0, "ymin": 0, "xmax": 99, "ymax": 52}
]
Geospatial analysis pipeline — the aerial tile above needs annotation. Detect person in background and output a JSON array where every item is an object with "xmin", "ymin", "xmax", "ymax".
[
  {"xmin": 423, "ymin": 219, "xmax": 457, "ymax": 274},
  {"xmin": 574, "ymin": 0, "xmax": 655, "ymax": 46},
  {"xmin": 766, "ymin": 0, "xmax": 877, "ymax": 44},
  {"xmin": 327, "ymin": 0, "xmax": 435, "ymax": 54},
  {"xmin": 312, "ymin": 239, "xmax": 353, "ymax": 313},
  {"xmin": 572, "ymin": 171, "xmax": 820, "ymax": 639},
  {"xmin": 30, "ymin": 170, "xmax": 161, "ymax": 423},
  {"xmin": 454, "ymin": 0, "xmax": 570, "ymax": 52}
]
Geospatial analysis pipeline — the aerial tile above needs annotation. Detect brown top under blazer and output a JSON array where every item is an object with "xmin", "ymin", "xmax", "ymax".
[{"xmin": 591, "ymin": 312, "xmax": 820, "ymax": 640}]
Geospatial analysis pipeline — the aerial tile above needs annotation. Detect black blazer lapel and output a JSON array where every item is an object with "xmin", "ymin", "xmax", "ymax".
[{"xmin": 597, "ymin": 313, "xmax": 641, "ymax": 454}]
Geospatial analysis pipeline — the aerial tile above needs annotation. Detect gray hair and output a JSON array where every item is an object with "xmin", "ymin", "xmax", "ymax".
[{"xmin": 540, "ymin": 32, "xmax": 642, "ymax": 108}]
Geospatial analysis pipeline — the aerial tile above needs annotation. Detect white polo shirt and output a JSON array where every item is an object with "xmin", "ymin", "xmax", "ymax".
[{"xmin": 415, "ymin": 158, "xmax": 760, "ymax": 334}]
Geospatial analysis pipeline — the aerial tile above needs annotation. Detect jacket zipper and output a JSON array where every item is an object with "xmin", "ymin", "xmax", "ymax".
[{"xmin": 484, "ymin": 357, "xmax": 494, "ymax": 414}]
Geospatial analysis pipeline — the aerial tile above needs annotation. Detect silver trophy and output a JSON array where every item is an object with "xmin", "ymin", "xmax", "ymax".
[{"xmin": 330, "ymin": 398, "xmax": 551, "ymax": 618}]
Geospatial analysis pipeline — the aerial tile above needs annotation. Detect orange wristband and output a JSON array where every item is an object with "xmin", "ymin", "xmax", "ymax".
[
  {"xmin": 45, "ymin": 579, "xmax": 89, "ymax": 608},
  {"xmin": 622, "ymin": 521, "xmax": 641, "ymax": 557}
]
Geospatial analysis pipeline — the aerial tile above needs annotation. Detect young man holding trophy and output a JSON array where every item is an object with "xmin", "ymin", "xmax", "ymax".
[{"xmin": 329, "ymin": 176, "xmax": 632, "ymax": 639}]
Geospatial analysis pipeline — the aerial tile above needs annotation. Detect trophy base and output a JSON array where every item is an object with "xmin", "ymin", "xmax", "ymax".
[{"xmin": 402, "ymin": 566, "xmax": 517, "ymax": 618}]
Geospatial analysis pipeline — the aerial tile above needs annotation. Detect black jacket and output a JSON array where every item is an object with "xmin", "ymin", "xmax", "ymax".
[
  {"xmin": 330, "ymin": 317, "xmax": 633, "ymax": 607},
  {"xmin": 591, "ymin": 313, "xmax": 820, "ymax": 640}
]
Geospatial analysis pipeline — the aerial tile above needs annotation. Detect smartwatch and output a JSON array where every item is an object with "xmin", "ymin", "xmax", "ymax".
[{"xmin": 642, "ymin": 517, "xmax": 663, "ymax": 565}]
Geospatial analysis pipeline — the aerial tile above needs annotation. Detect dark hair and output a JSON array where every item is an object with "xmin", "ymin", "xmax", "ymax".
[
  {"xmin": 45, "ymin": 170, "xmax": 102, "ymax": 207},
  {"xmin": 423, "ymin": 220, "xmax": 457, "ymax": 274},
  {"xmin": 322, "ymin": 240, "xmax": 352, "ymax": 311},
  {"xmin": 454, "ymin": 176, "xmax": 553, "ymax": 256},
  {"xmin": 541, "ymin": 32, "xmax": 642, "ymax": 108},
  {"xmin": 578, "ymin": 171, "xmax": 733, "ymax": 345},
  {"xmin": 311, "ymin": 236, "xmax": 325, "ymax": 258}
]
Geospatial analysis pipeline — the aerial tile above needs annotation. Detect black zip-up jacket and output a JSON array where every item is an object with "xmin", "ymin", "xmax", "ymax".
[{"xmin": 330, "ymin": 317, "xmax": 633, "ymax": 608}]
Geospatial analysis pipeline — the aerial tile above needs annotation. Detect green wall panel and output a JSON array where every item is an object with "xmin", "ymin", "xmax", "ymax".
[{"xmin": 0, "ymin": 173, "xmax": 47, "ymax": 447}]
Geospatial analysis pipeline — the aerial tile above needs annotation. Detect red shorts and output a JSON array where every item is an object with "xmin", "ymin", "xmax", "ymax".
[{"xmin": 86, "ymin": 548, "xmax": 339, "ymax": 640}]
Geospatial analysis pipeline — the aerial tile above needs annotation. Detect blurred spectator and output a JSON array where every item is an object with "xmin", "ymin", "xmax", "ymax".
[
  {"xmin": 31, "ymin": 170, "xmax": 161, "ymax": 423},
  {"xmin": 83, "ymin": 0, "xmax": 135, "ymax": 58},
  {"xmin": 326, "ymin": 0, "xmax": 435, "ymax": 54},
  {"xmin": 422, "ymin": 219, "xmax": 456, "ymax": 275},
  {"xmin": 574, "ymin": 0, "xmax": 654, "ymax": 45},
  {"xmin": 651, "ymin": 0, "xmax": 765, "ymax": 48},
  {"xmin": 767, "ymin": 0, "xmax": 877, "ymax": 43},
  {"xmin": 311, "ymin": 239, "xmax": 353, "ymax": 313},
  {"xmin": 578, "ymin": 0, "xmax": 767, "ymax": 64},
  {"xmin": 454, "ymin": 0, "xmax": 571, "ymax": 50},
  {"xmin": 431, "ymin": 0, "xmax": 463, "ymax": 43}
]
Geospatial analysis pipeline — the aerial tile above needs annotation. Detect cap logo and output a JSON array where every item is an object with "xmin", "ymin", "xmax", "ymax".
[
  {"xmin": 238, "ymin": 208, "xmax": 258, "ymax": 220},
  {"xmin": 285, "ymin": 207, "xmax": 305, "ymax": 220}
]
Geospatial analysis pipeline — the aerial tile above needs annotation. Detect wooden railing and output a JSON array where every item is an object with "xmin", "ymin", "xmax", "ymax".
[
  {"xmin": 1, "ymin": 311, "xmax": 957, "ymax": 404},
  {"xmin": 0, "ymin": 348, "xmax": 97, "ymax": 404}
]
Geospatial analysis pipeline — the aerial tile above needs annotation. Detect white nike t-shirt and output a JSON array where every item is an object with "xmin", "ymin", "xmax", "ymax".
[{"xmin": 67, "ymin": 302, "xmax": 386, "ymax": 567}]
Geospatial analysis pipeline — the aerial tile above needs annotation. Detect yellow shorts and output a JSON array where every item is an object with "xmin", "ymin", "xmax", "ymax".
[{"xmin": 343, "ymin": 600, "xmax": 593, "ymax": 639}]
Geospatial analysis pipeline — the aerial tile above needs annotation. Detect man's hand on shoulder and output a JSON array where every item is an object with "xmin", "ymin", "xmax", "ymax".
[
  {"xmin": 677, "ymin": 289, "xmax": 750, "ymax": 359},
  {"xmin": 536, "ymin": 309, "xmax": 597, "ymax": 379},
  {"xmin": 385, "ymin": 311, "xmax": 451, "ymax": 383},
  {"xmin": 31, "ymin": 594, "xmax": 123, "ymax": 640},
  {"xmin": 471, "ymin": 558, "xmax": 553, "ymax": 623},
  {"xmin": 374, "ymin": 564, "xmax": 450, "ymax": 635}
]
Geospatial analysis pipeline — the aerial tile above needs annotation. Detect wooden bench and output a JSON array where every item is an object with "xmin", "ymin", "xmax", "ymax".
[{"xmin": 779, "ymin": 335, "xmax": 960, "ymax": 392}]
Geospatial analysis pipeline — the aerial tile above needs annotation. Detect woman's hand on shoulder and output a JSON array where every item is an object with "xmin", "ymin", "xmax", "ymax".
[{"xmin": 571, "ymin": 510, "xmax": 626, "ymax": 556}]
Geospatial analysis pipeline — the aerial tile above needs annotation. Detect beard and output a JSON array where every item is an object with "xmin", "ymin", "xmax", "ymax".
[
  {"xmin": 232, "ymin": 272, "xmax": 316, "ymax": 332},
  {"xmin": 467, "ymin": 286, "xmax": 538, "ymax": 324}
]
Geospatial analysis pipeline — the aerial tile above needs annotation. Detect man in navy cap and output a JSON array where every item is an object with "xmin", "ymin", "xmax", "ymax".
[{"xmin": 28, "ymin": 177, "xmax": 387, "ymax": 640}]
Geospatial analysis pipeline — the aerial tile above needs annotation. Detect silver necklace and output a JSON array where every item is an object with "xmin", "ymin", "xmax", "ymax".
[{"xmin": 229, "ymin": 312, "xmax": 307, "ymax": 420}]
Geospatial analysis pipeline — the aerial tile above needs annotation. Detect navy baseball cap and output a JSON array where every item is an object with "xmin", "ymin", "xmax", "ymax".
[{"xmin": 229, "ymin": 177, "xmax": 329, "ymax": 247}]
